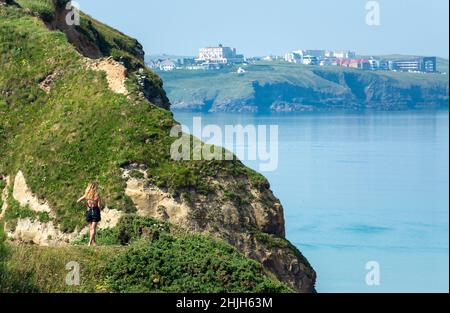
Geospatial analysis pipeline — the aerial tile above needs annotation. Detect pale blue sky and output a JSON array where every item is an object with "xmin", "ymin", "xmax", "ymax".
[{"xmin": 76, "ymin": 0, "xmax": 449, "ymax": 58}]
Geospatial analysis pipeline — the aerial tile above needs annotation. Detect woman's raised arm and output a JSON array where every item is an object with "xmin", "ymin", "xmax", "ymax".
[{"xmin": 77, "ymin": 195, "xmax": 86, "ymax": 204}]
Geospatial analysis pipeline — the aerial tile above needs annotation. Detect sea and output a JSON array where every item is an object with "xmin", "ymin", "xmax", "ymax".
[{"xmin": 173, "ymin": 110, "xmax": 449, "ymax": 293}]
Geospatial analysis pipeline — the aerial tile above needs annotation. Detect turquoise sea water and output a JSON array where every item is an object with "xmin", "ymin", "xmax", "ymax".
[{"xmin": 173, "ymin": 111, "xmax": 449, "ymax": 293}]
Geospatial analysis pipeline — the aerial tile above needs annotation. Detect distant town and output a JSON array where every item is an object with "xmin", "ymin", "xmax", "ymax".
[{"xmin": 147, "ymin": 44, "xmax": 441, "ymax": 75}]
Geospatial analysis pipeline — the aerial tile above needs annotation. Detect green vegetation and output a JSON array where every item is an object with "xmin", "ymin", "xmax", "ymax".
[
  {"xmin": 160, "ymin": 60, "xmax": 449, "ymax": 112},
  {"xmin": 106, "ymin": 234, "xmax": 291, "ymax": 293},
  {"xmin": 3, "ymin": 244, "xmax": 121, "ymax": 292},
  {"xmin": 15, "ymin": 0, "xmax": 168, "ymax": 103},
  {"xmin": 73, "ymin": 214, "xmax": 171, "ymax": 246},
  {"xmin": 245, "ymin": 168, "xmax": 270, "ymax": 190},
  {"xmin": 0, "ymin": 224, "xmax": 7, "ymax": 282},
  {"xmin": 0, "ymin": 3, "xmax": 267, "ymax": 232},
  {"xmin": 128, "ymin": 169, "xmax": 145, "ymax": 179},
  {"xmin": 1, "ymin": 216, "xmax": 292, "ymax": 293},
  {"xmin": 16, "ymin": 0, "xmax": 55, "ymax": 22},
  {"xmin": 0, "ymin": 223, "xmax": 39, "ymax": 292},
  {"xmin": 0, "ymin": 2, "xmax": 310, "ymax": 293},
  {"xmin": 3, "ymin": 198, "xmax": 52, "ymax": 232},
  {"xmin": 76, "ymin": 11, "xmax": 144, "ymax": 70},
  {"xmin": 0, "ymin": 179, "xmax": 5, "ymax": 211},
  {"xmin": 224, "ymin": 190, "xmax": 251, "ymax": 207},
  {"xmin": 1, "ymin": 179, "xmax": 51, "ymax": 230},
  {"xmin": 252, "ymin": 228, "xmax": 312, "ymax": 270}
]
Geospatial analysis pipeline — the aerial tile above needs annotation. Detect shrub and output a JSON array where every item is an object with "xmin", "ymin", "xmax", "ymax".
[
  {"xmin": 0, "ymin": 223, "xmax": 38, "ymax": 292},
  {"xmin": 72, "ymin": 216, "xmax": 292, "ymax": 293},
  {"xmin": 105, "ymin": 233, "xmax": 292, "ymax": 293},
  {"xmin": 73, "ymin": 215, "xmax": 170, "ymax": 246},
  {"xmin": 16, "ymin": 0, "xmax": 55, "ymax": 22},
  {"xmin": 0, "ymin": 224, "xmax": 8, "ymax": 281}
]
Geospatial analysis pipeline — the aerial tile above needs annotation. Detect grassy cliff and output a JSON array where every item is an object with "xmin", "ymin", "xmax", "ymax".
[
  {"xmin": 159, "ymin": 61, "xmax": 449, "ymax": 113},
  {"xmin": 0, "ymin": 1, "xmax": 316, "ymax": 292},
  {"xmin": 1, "ymin": 216, "xmax": 292, "ymax": 293},
  {"xmin": 0, "ymin": 0, "xmax": 258, "ymax": 232}
]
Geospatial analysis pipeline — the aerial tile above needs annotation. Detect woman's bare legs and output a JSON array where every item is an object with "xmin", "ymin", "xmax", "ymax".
[
  {"xmin": 91, "ymin": 222, "xmax": 98, "ymax": 246},
  {"xmin": 88, "ymin": 222, "xmax": 95, "ymax": 246}
]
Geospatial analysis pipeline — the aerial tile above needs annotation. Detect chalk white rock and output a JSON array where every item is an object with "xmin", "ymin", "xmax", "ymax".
[{"xmin": 13, "ymin": 171, "xmax": 51, "ymax": 214}]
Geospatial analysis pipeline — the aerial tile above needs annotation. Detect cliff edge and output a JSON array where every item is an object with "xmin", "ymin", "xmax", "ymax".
[{"xmin": 0, "ymin": 0, "xmax": 316, "ymax": 292}]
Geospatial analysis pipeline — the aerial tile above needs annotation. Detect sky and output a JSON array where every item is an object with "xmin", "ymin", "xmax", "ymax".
[{"xmin": 76, "ymin": 0, "xmax": 449, "ymax": 58}]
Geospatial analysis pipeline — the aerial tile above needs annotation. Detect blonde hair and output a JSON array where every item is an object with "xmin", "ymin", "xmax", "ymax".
[{"xmin": 84, "ymin": 182, "xmax": 99, "ymax": 201}]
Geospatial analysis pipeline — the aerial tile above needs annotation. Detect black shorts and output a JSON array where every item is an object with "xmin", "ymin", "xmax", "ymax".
[{"xmin": 86, "ymin": 207, "xmax": 101, "ymax": 223}]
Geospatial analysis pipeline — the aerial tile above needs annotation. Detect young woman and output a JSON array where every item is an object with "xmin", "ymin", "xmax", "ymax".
[{"xmin": 77, "ymin": 182, "xmax": 102, "ymax": 246}]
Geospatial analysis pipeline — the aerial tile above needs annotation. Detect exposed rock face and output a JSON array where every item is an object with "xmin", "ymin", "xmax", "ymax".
[
  {"xmin": 2, "ymin": 170, "xmax": 316, "ymax": 292},
  {"xmin": 121, "ymin": 164, "xmax": 285, "ymax": 237},
  {"xmin": 134, "ymin": 68, "xmax": 171, "ymax": 110},
  {"xmin": 45, "ymin": 0, "xmax": 170, "ymax": 110},
  {"xmin": 38, "ymin": 69, "xmax": 64, "ymax": 94},
  {"xmin": 233, "ymin": 233, "xmax": 316, "ymax": 292},
  {"xmin": 3, "ymin": 171, "xmax": 123, "ymax": 245},
  {"xmin": 99, "ymin": 207, "xmax": 124, "ymax": 230},
  {"xmin": 85, "ymin": 57, "xmax": 128, "ymax": 95},
  {"xmin": 0, "ymin": 3, "xmax": 315, "ymax": 292},
  {"xmin": 6, "ymin": 208, "xmax": 122, "ymax": 247},
  {"xmin": 7, "ymin": 218, "xmax": 87, "ymax": 247},
  {"xmin": 121, "ymin": 165, "xmax": 316, "ymax": 292},
  {"xmin": 123, "ymin": 169, "xmax": 190, "ymax": 225},
  {"xmin": 0, "ymin": 175, "xmax": 10, "ymax": 219},
  {"xmin": 4, "ymin": 174, "xmax": 84, "ymax": 246},
  {"xmin": 164, "ymin": 68, "xmax": 449, "ymax": 113},
  {"xmin": 13, "ymin": 171, "xmax": 52, "ymax": 214},
  {"xmin": 47, "ymin": 0, "xmax": 104, "ymax": 59}
]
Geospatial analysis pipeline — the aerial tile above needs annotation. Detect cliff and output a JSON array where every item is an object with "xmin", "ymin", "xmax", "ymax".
[
  {"xmin": 159, "ymin": 61, "xmax": 449, "ymax": 113},
  {"xmin": 0, "ymin": 1, "xmax": 315, "ymax": 292}
]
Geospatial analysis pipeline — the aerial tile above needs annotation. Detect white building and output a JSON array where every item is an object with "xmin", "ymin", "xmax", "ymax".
[
  {"xmin": 196, "ymin": 44, "xmax": 244, "ymax": 64},
  {"xmin": 159, "ymin": 60, "xmax": 177, "ymax": 71},
  {"xmin": 285, "ymin": 50, "xmax": 303, "ymax": 63},
  {"xmin": 368, "ymin": 58, "xmax": 380, "ymax": 70},
  {"xmin": 302, "ymin": 55, "xmax": 319, "ymax": 65},
  {"xmin": 326, "ymin": 50, "xmax": 356, "ymax": 59},
  {"xmin": 304, "ymin": 50, "xmax": 326, "ymax": 59},
  {"xmin": 284, "ymin": 53, "xmax": 294, "ymax": 62}
]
